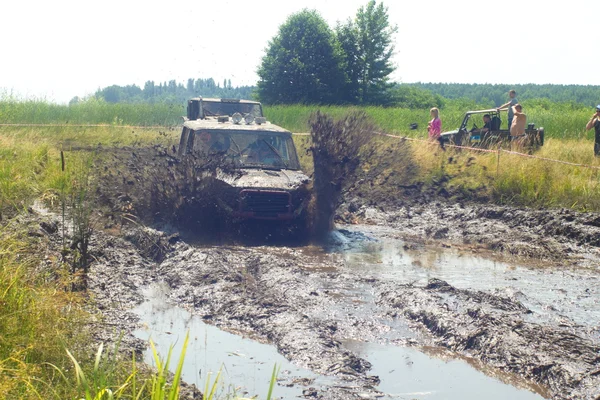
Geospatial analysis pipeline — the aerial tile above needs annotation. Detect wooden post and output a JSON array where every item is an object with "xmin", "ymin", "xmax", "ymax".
[{"xmin": 496, "ymin": 145, "xmax": 501, "ymax": 177}]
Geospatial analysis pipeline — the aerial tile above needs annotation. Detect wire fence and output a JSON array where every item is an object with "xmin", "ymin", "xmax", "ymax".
[
  {"xmin": 2, "ymin": 123, "xmax": 599, "ymax": 171},
  {"xmin": 0, "ymin": 123, "xmax": 175, "ymax": 129},
  {"xmin": 378, "ymin": 131, "xmax": 600, "ymax": 171}
]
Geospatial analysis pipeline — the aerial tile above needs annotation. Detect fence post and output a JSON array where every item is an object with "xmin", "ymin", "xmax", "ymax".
[{"xmin": 496, "ymin": 145, "xmax": 501, "ymax": 177}]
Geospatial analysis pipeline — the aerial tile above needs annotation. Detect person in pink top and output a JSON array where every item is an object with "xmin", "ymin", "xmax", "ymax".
[{"xmin": 427, "ymin": 107, "xmax": 442, "ymax": 140}]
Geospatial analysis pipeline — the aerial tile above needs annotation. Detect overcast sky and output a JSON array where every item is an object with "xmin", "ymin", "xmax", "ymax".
[{"xmin": 1, "ymin": 0, "xmax": 597, "ymax": 103}]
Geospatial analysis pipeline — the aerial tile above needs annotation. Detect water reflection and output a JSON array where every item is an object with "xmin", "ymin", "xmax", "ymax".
[
  {"xmin": 133, "ymin": 283, "xmax": 331, "ymax": 399},
  {"xmin": 344, "ymin": 340, "xmax": 548, "ymax": 399},
  {"xmin": 322, "ymin": 225, "xmax": 600, "ymax": 331}
]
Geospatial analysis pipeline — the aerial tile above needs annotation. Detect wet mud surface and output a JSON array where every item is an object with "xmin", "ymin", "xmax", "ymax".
[
  {"xmin": 26, "ymin": 207, "xmax": 599, "ymax": 399},
  {"xmin": 27, "ymin": 146, "xmax": 600, "ymax": 399}
]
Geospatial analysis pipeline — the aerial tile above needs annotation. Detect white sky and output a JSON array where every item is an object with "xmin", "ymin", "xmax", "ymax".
[{"xmin": 1, "ymin": 0, "xmax": 597, "ymax": 103}]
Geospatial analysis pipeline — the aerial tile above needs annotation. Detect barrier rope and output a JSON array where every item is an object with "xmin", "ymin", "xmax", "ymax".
[
  {"xmin": 0, "ymin": 123, "xmax": 175, "ymax": 129},
  {"xmin": 300, "ymin": 130, "xmax": 600, "ymax": 170},
  {"xmin": 377, "ymin": 132, "xmax": 500, "ymax": 154},
  {"xmin": 2, "ymin": 123, "xmax": 599, "ymax": 171}
]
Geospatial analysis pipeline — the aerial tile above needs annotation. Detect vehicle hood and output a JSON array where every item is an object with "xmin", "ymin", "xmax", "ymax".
[
  {"xmin": 217, "ymin": 168, "xmax": 310, "ymax": 190},
  {"xmin": 440, "ymin": 129, "xmax": 458, "ymax": 137}
]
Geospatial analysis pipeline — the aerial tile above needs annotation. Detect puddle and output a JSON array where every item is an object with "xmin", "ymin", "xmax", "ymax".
[
  {"xmin": 133, "ymin": 282, "xmax": 547, "ymax": 399},
  {"xmin": 131, "ymin": 226, "xmax": 597, "ymax": 398},
  {"xmin": 343, "ymin": 340, "xmax": 549, "ymax": 399},
  {"xmin": 324, "ymin": 225, "xmax": 600, "ymax": 333},
  {"xmin": 133, "ymin": 283, "xmax": 333, "ymax": 399}
]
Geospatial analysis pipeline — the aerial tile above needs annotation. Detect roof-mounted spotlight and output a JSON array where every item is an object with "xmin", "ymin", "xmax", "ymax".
[{"xmin": 232, "ymin": 112, "xmax": 243, "ymax": 124}]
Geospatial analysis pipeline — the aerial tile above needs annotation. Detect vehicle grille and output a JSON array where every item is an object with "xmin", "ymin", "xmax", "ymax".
[{"xmin": 240, "ymin": 190, "xmax": 291, "ymax": 216}]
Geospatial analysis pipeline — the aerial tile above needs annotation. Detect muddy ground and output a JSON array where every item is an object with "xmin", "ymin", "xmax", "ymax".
[{"xmin": 27, "ymin": 145, "xmax": 600, "ymax": 399}]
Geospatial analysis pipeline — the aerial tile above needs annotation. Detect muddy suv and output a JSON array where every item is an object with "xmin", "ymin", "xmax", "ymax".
[
  {"xmin": 178, "ymin": 100, "xmax": 311, "ymax": 225},
  {"xmin": 439, "ymin": 108, "xmax": 544, "ymax": 149}
]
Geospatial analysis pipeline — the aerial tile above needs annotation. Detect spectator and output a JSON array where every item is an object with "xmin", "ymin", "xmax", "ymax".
[
  {"xmin": 585, "ymin": 105, "xmax": 600, "ymax": 156},
  {"xmin": 427, "ymin": 107, "xmax": 442, "ymax": 141},
  {"xmin": 497, "ymin": 90, "xmax": 518, "ymax": 129},
  {"xmin": 510, "ymin": 104, "xmax": 527, "ymax": 139}
]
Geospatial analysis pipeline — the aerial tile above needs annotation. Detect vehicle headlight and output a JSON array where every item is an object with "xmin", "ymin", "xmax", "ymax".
[{"xmin": 244, "ymin": 114, "xmax": 254, "ymax": 124}]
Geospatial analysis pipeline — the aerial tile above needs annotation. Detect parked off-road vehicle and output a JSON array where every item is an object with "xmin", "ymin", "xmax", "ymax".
[
  {"xmin": 178, "ymin": 99, "xmax": 311, "ymax": 229},
  {"xmin": 439, "ymin": 108, "xmax": 544, "ymax": 149}
]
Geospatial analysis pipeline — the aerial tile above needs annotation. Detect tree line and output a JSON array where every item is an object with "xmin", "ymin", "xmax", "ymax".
[
  {"xmin": 87, "ymin": 78, "xmax": 600, "ymax": 110},
  {"xmin": 71, "ymin": 78, "xmax": 255, "ymax": 106},
  {"xmin": 407, "ymin": 83, "xmax": 600, "ymax": 109}
]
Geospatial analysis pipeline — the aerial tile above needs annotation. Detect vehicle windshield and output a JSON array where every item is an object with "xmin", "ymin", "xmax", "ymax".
[
  {"xmin": 202, "ymin": 101, "xmax": 263, "ymax": 118},
  {"xmin": 461, "ymin": 111, "xmax": 503, "ymax": 131},
  {"xmin": 192, "ymin": 130, "xmax": 300, "ymax": 170}
]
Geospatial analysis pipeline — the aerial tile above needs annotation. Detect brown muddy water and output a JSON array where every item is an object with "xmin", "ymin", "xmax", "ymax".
[{"xmin": 128, "ymin": 224, "xmax": 585, "ymax": 399}]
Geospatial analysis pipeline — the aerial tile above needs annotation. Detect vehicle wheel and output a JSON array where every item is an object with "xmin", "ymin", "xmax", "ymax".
[{"xmin": 287, "ymin": 211, "xmax": 311, "ymax": 243}]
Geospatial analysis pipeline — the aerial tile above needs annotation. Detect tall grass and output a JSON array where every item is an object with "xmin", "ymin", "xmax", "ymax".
[
  {"xmin": 398, "ymin": 137, "xmax": 600, "ymax": 211},
  {"xmin": 0, "ymin": 98, "xmax": 184, "ymax": 126},
  {"xmin": 0, "ymin": 125, "xmax": 179, "ymax": 150},
  {"xmin": 266, "ymin": 101, "xmax": 595, "ymax": 141},
  {"xmin": 1, "ymin": 97, "xmax": 595, "ymax": 141},
  {"xmin": 0, "ymin": 227, "xmax": 89, "ymax": 399},
  {"xmin": 293, "ymin": 122, "xmax": 600, "ymax": 212}
]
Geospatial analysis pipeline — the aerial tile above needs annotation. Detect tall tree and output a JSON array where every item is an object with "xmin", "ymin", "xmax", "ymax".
[
  {"xmin": 257, "ymin": 9, "xmax": 347, "ymax": 104},
  {"xmin": 143, "ymin": 81, "xmax": 155, "ymax": 98},
  {"xmin": 337, "ymin": 0, "xmax": 397, "ymax": 105}
]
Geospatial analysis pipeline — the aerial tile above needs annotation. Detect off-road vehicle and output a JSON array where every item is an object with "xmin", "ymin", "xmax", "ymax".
[
  {"xmin": 439, "ymin": 108, "xmax": 544, "ymax": 149},
  {"xmin": 178, "ymin": 98, "xmax": 311, "ymax": 226}
]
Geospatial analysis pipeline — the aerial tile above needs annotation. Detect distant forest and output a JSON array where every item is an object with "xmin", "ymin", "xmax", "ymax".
[
  {"xmin": 406, "ymin": 83, "xmax": 600, "ymax": 109},
  {"xmin": 72, "ymin": 78, "xmax": 256, "ymax": 106},
  {"xmin": 82, "ymin": 79, "xmax": 600, "ymax": 109}
]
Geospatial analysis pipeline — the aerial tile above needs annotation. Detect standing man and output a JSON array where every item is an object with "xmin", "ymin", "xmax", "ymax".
[
  {"xmin": 497, "ymin": 90, "xmax": 518, "ymax": 130},
  {"xmin": 585, "ymin": 105, "xmax": 600, "ymax": 156}
]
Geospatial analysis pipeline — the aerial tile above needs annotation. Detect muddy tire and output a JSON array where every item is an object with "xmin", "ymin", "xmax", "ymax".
[{"xmin": 289, "ymin": 212, "xmax": 311, "ymax": 243}]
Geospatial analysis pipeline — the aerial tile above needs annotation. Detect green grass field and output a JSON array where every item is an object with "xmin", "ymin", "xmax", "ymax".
[{"xmin": 1, "ymin": 98, "xmax": 596, "ymax": 140}]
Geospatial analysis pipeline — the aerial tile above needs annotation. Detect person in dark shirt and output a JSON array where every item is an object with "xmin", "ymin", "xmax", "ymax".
[
  {"xmin": 585, "ymin": 105, "xmax": 600, "ymax": 156},
  {"xmin": 498, "ymin": 90, "xmax": 518, "ymax": 129},
  {"xmin": 472, "ymin": 114, "xmax": 492, "ymax": 134}
]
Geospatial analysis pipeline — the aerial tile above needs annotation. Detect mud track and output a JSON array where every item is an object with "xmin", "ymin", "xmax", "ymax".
[
  {"xmin": 79, "ymin": 203, "xmax": 600, "ymax": 399},
  {"xmin": 33, "ymin": 145, "xmax": 600, "ymax": 399}
]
